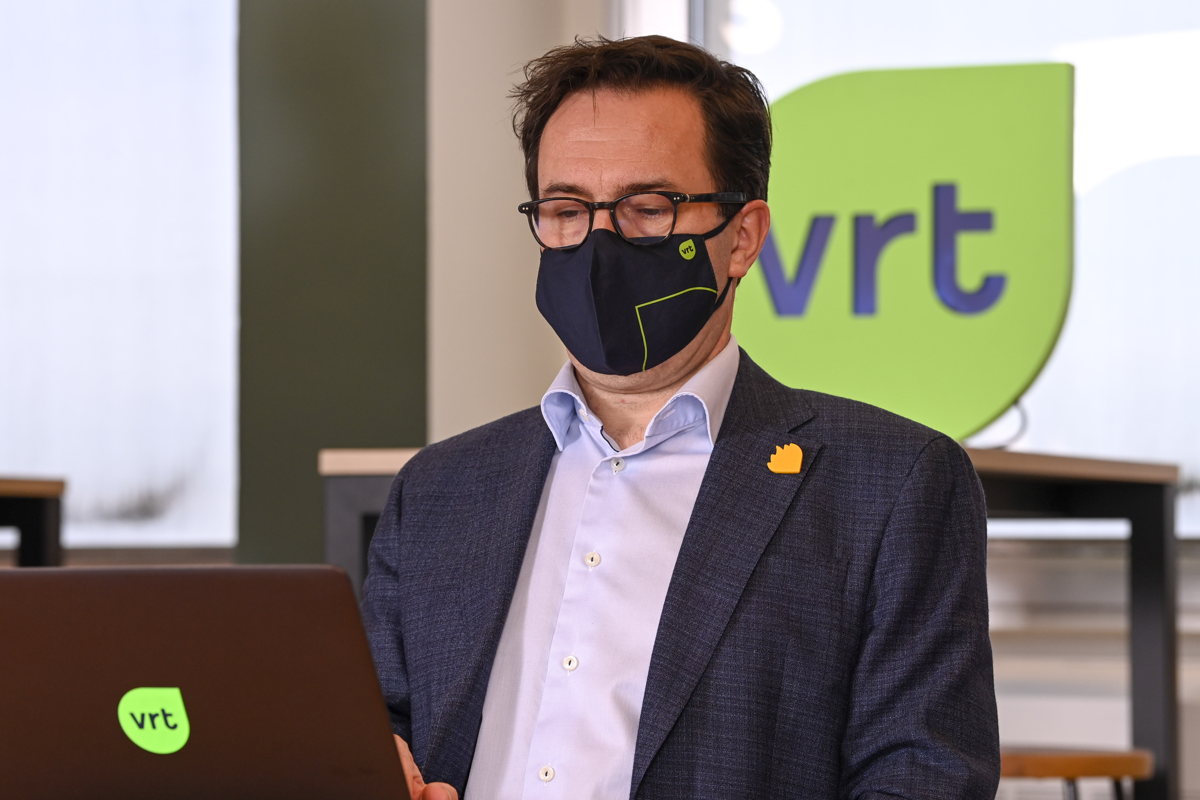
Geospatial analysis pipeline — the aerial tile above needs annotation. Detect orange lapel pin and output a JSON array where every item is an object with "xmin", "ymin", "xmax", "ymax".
[{"xmin": 767, "ymin": 443, "xmax": 803, "ymax": 474}]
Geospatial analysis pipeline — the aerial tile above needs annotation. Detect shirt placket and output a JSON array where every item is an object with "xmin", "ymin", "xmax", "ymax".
[{"xmin": 521, "ymin": 437, "xmax": 632, "ymax": 797}]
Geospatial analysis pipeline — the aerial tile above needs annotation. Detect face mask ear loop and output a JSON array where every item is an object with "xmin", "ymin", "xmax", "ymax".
[
  {"xmin": 699, "ymin": 208, "xmax": 741, "ymax": 241},
  {"xmin": 700, "ymin": 208, "xmax": 742, "ymax": 316},
  {"xmin": 710, "ymin": 274, "xmax": 734, "ymax": 313},
  {"xmin": 699, "ymin": 209, "xmax": 742, "ymax": 316}
]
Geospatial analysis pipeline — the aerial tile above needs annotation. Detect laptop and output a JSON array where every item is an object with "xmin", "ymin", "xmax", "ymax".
[{"xmin": 0, "ymin": 565, "xmax": 410, "ymax": 800}]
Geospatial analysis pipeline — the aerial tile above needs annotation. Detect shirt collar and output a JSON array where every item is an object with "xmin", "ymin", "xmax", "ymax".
[{"xmin": 539, "ymin": 335, "xmax": 741, "ymax": 452}]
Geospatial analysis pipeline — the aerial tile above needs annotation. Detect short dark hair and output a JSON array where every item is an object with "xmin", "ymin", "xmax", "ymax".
[{"xmin": 511, "ymin": 35, "xmax": 772, "ymax": 214}]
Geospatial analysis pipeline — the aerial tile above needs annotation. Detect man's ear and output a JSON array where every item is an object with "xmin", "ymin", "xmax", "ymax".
[{"xmin": 727, "ymin": 199, "xmax": 771, "ymax": 280}]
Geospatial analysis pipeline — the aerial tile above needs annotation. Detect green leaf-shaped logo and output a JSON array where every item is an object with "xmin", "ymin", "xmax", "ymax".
[
  {"xmin": 734, "ymin": 64, "xmax": 1073, "ymax": 439},
  {"xmin": 117, "ymin": 687, "xmax": 191, "ymax": 755}
]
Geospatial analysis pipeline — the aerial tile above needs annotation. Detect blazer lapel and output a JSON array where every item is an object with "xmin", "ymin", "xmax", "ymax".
[{"xmin": 631, "ymin": 353, "xmax": 820, "ymax": 791}]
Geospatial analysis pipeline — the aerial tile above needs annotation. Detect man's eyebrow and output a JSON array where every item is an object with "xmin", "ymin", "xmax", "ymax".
[
  {"xmin": 539, "ymin": 179, "xmax": 681, "ymax": 199},
  {"xmin": 541, "ymin": 182, "xmax": 588, "ymax": 197},
  {"xmin": 618, "ymin": 180, "xmax": 679, "ymax": 195}
]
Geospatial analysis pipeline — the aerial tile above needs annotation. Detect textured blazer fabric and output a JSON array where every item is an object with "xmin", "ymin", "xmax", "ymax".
[{"xmin": 361, "ymin": 350, "xmax": 1000, "ymax": 799}]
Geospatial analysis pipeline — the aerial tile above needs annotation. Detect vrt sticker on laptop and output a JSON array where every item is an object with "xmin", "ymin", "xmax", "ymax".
[{"xmin": 117, "ymin": 687, "xmax": 191, "ymax": 755}]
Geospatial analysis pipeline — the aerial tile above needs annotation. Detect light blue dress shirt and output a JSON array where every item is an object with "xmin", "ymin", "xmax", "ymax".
[{"xmin": 465, "ymin": 337, "xmax": 740, "ymax": 800}]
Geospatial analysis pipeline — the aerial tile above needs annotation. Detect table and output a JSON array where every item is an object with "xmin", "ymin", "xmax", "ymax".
[
  {"xmin": 320, "ymin": 446, "xmax": 1181, "ymax": 800},
  {"xmin": 1000, "ymin": 746, "xmax": 1154, "ymax": 800},
  {"xmin": 968, "ymin": 448, "xmax": 1179, "ymax": 800},
  {"xmin": 0, "ymin": 478, "xmax": 65, "ymax": 566}
]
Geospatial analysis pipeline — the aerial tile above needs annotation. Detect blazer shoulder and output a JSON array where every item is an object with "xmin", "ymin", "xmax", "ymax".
[
  {"xmin": 735, "ymin": 350, "xmax": 970, "ymax": 479},
  {"xmin": 401, "ymin": 405, "xmax": 551, "ymax": 484},
  {"xmin": 800, "ymin": 388, "xmax": 948, "ymax": 448},
  {"xmin": 800, "ymin": 387, "xmax": 979, "ymax": 485}
]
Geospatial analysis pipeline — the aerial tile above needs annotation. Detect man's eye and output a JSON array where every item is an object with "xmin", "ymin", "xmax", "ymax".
[
  {"xmin": 628, "ymin": 204, "xmax": 669, "ymax": 219},
  {"xmin": 556, "ymin": 208, "xmax": 584, "ymax": 221}
]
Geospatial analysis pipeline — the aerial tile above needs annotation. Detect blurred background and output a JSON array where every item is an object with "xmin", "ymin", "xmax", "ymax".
[{"xmin": 1, "ymin": 0, "xmax": 1198, "ymax": 795}]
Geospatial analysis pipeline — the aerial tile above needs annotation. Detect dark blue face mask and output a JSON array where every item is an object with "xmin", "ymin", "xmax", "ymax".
[{"xmin": 535, "ymin": 218, "xmax": 735, "ymax": 376}]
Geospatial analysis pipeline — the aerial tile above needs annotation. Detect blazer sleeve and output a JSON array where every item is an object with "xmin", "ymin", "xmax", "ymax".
[
  {"xmin": 840, "ymin": 435, "xmax": 1000, "ymax": 798},
  {"xmin": 360, "ymin": 471, "xmax": 414, "ymax": 744}
]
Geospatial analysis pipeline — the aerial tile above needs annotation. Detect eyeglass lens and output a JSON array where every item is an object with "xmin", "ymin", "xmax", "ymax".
[{"xmin": 531, "ymin": 193, "xmax": 677, "ymax": 248}]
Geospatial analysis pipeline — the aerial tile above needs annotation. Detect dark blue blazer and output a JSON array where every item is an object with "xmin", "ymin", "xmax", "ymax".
[{"xmin": 362, "ymin": 351, "xmax": 999, "ymax": 798}]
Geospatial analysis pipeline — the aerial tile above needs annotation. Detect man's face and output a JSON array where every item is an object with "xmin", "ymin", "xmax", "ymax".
[{"xmin": 536, "ymin": 86, "xmax": 750, "ymax": 388}]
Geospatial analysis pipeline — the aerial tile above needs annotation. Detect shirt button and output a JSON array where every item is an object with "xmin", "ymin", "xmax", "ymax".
[
  {"xmin": 562, "ymin": 655, "xmax": 579, "ymax": 671},
  {"xmin": 584, "ymin": 551, "xmax": 601, "ymax": 568},
  {"xmin": 538, "ymin": 765, "xmax": 555, "ymax": 782},
  {"xmin": 611, "ymin": 458, "xmax": 626, "ymax": 474}
]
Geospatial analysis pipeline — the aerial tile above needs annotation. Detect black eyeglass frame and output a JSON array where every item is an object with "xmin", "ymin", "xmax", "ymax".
[{"xmin": 516, "ymin": 191, "xmax": 749, "ymax": 250}]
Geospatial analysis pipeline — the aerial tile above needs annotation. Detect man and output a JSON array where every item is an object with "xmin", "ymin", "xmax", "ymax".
[{"xmin": 363, "ymin": 35, "xmax": 999, "ymax": 800}]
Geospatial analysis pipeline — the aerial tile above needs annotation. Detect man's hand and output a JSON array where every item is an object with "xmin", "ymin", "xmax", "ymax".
[{"xmin": 394, "ymin": 734, "xmax": 459, "ymax": 800}]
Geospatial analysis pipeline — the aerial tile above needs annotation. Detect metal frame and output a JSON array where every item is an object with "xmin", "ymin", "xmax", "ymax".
[
  {"xmin": 322, "ymin": 474, "xmax": 394, "ymax": 598},
  {"xmin": 1, "ymin": 479, "xmax": 64, "ymax": 567}
]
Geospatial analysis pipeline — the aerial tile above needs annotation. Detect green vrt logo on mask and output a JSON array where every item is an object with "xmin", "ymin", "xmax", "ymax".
[
  {"xmin": 118, "ymin": 687, "xmax": 191, "ymax": 754},
  {"xmin": 678, "ymin": 238, "xmax": 697, "ymax": 260},
  {"xmin": 734, "ymin": 64, "xmax": 1073, "ymax": 439}
]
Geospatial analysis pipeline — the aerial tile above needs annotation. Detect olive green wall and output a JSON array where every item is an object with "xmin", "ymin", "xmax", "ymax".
[{"xmin": 238, "ymin": 0, "xmax": 426, "ymax": 563}]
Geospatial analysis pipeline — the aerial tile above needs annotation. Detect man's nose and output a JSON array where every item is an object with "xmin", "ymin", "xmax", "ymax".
[{"xmin": 592, "ymin": 208, "xmax": 619, "ymax": 234}]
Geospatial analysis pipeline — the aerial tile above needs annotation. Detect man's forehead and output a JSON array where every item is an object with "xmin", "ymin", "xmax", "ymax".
[{"xmin": 537, "ymin": 86, "xmax": 713, "ymax": 195}]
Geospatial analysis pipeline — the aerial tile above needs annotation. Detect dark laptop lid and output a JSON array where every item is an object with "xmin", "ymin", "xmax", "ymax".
[{"xmin": 0, "ymin": 565, "xmax": 409, "ymax": 800}]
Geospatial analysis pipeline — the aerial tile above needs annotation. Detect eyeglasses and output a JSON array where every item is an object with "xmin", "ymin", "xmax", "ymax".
[{"xmin": 517, "ymin": 191, "xmax": 747, "ymax": 250}]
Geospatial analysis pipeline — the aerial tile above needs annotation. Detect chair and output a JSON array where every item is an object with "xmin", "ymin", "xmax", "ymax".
[{"xmin": 1000, "ymin": 748, "xmax": 1154, "ymax": 800}]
